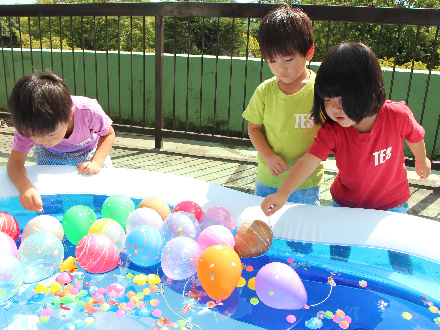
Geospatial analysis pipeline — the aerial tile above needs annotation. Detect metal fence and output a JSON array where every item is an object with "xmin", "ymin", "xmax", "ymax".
[{"xmin": 0, "ymin": 3, "xmax": 439, "ymax": 168}]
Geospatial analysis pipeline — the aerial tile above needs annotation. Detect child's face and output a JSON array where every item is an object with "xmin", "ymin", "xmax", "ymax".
[
  {"xmin": 266, "ymin": 52, "xmax": 310, "ymax": 86},
  {"xmin": 323, "ymin": 97, "xmax": 356, "ymax": 128},
  {"xmin": 30, "ymin": 121, "xmax": 70, "ymax": 148}
]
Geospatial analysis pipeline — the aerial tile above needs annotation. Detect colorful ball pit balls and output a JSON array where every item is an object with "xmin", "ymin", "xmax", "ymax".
[
  {"xmin": 62, "ymin": 205, "xmax": 97, "ymax": 245},
  {"xmin": 106, "ymin": 283, "xmax": 125, "ymax": 298},
  {"xmin": 200, "ymin": 206, "xmax": 234, "ymax": 232},
  {"xmin": 88, "ymin": 218, "xmax": 126, "ymax": 252},
  {"xmin": 125, "ymin": 225, "xmax": 165, "ymax": 267},
  {"xmin": 101, "ymin": 194, "xmax": 135, "ymax": 231},
  {"xmin": 0, "ymin": 211, "xmax": 20, "ymax": 241},
  {"xmin": 126, "ymin": 208, "xmax": 164, "ymax": 234},
  {"xmin": 56, "ymin": 272, "xmax": 74, "ymax": 285},
  {"xmin": 18, "ymin": 231, "xmax": 64, "ymax": 284},
  {"xmin": 138, "ymin": 197, "xmax": 171, "ymax": 220},
  {"xmin": 0, "ymin": 253, "xmax": 24, "ymax": 303},
  {"xmin": 0, "ymin": 231, "xmax": 18, "ymax": 257},
  {"xmin": 75, "ymin": 233, "xmax": 120, "ymax": 273},
  {"xmin": 21, "ymin": 214, "xmax": 64, "ymax": 242},
  {"xmin": 172, "ymin": 200, "xmax": 203, "ymax": 223}
]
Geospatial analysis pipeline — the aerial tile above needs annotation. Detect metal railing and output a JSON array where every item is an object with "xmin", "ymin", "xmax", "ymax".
[{"xmin": 0, "ymin": 3, "xmax": 439, "ymax": 168}]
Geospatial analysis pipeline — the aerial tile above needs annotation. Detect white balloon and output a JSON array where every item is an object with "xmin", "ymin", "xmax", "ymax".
[
  {"xmin": 21, "ymin": 215, "xmax": 64, "ymax": 241},
  {"xmin": 126, "ymin": 208, "xmax": 163, "ymax": 234}
]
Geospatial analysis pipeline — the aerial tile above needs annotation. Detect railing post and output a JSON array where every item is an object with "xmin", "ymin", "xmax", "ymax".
[{"xmin": 155, "ymin": 15, "xmax": 164, "ymax": 149}]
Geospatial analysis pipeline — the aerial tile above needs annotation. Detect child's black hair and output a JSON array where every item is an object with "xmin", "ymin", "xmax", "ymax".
[
  {"xmin": 7, "ymin": 73, "xmax": 73, "ymax": 138},
  {"xmin": 312, "ymin": 43, "xmax": 386, "ymax": 125},
  {"xmin": 258, "ymin": 4, "xmax": 314, "ymax": 60}
]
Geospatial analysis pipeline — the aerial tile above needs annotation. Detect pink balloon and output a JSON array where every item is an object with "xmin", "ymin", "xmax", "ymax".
[
  {"xmin": 200, "ymin": 207, "xmax": 234, "ymax": 232},
  {"xmin": 197, "ymin": 225, "xmax": 235, "ymax": 251},
  {"xmin": 75, "ymin": 233, "xmax": 120, "ymax": 273},
  {"xmin": 0, "ymin": 231, "xmax": 18, "ymax": 257},
  {"xmin": 255, "ymin": 262, "xmax": 307, "ymax": 310}
]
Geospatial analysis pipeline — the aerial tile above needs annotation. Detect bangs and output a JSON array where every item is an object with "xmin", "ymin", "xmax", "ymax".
[
  {"xmin": 259, "ymin": 6, "xmax": 313, "ymax": 60},
  {"xmin": 14, "ymin": 104, "xmax": 59, "ymax": 138}
]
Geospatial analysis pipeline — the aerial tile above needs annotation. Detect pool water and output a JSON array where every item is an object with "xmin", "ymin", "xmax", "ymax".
[{"xmin": 1, "ymin": 194, "xmax": 440, "ymax": 330}]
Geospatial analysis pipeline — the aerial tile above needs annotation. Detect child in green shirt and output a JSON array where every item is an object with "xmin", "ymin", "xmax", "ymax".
[{"xmin": 243, "ymin": 5, "xmax": 323, "ymax": 254}]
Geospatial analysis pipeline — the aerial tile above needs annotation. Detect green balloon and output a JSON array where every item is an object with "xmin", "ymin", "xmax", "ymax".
[
  {"xmin": 101, "ymin": 194, "xmax": 135, "ymax": 231},
  {"xmin": 62, "ymin": 205, "xmax": 97, "ymax": 245}
]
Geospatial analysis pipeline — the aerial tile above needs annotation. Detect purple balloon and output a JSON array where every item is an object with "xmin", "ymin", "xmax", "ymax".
[
  {"xmin": 161, "ymin": 236, "xmax": 201, "ymax": 280},
  {"xmin": 160, "ymin": 212, "xmax": 201, "ymax": 242},
  {"xmin": 255, "ymin": 262, "xmax": 307, "ymax": 310},
  {"xmin": 200, "ymin": 207, "xmax": 234, "ymax": 232}
]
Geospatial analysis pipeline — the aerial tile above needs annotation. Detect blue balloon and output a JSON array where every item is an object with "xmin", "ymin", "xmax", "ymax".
[
  {"xmin": 125, "ymin": 225, "xmax": 165, "ymax": 267},
  {"xmin": 18, "ymin": 232, "xmax": 64, "ymax": 283},
  {"xmin": 0, "ymin": 253, "xmax": 24, "ymax": 303}
]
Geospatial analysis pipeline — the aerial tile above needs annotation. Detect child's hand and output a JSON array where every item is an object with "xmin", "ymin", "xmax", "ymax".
[
  {"xmin": 261, "ymin": 192, "xmax": 288, "ymax": 216},
  {"xmin": 415, "ymin": 157, "xmax": 431, "ymax": 179},
  {"xmin": 77, "ymin": 161, "xmax": 102, "ymax": 175},
  {"xmin": 266, "ymin": 154, "xmax": 288, "ymax": 177},
  {"xmin": 20, "ymin": 187, "xmax": 43, "ymax": 212}
]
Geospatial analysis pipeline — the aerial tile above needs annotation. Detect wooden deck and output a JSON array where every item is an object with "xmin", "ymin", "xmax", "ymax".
[{"xmin": 0, "ymin": 126, "xmax": 439, "ymax": 221}]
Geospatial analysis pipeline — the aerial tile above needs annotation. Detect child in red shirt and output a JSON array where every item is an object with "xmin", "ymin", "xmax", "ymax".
[{"xmin": 261, "ymin": 43, "xmax": 431, "ymax": 273}]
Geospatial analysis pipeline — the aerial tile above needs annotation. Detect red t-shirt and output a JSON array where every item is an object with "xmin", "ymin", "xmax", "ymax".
[{"xmin": 307, "ymin": 100, "xmax": 425, "ymax": 210}]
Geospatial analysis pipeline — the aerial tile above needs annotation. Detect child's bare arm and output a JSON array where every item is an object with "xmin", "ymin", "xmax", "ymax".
[
  {"xmin": 261, "ymin": 152, "xmax": 322, "ymax": 216},
  {"xmin": 248, "ymin": 122, "xmax": 288, "ymax": 176},
  {"xmin": 77, "ymin": 125, "xmax": 116, "ymax": 175},
  {"xmin": 7, "ymin": 150, "xmax": 43, "ymax": 212},
  {"xmin": 406, "ymin": 139, "xmax": 431, "ymax": 179}
]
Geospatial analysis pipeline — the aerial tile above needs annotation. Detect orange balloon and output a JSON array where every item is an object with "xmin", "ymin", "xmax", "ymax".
[
  {"xmin": 138, "ymin": 197, "xmax": 171, "ymax": 220},
  {"xmin": 197, "ymin": 245, "xmax": 242, "ymax": 301}
]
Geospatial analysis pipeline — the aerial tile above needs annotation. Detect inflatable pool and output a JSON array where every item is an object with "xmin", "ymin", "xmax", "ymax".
[{"xmin": 1, "ymin": 166, "xmax": 440, "ymax": 329}]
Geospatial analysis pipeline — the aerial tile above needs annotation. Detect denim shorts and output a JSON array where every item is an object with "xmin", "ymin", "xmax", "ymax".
[
  {"xmin": 331, "ymin": 200, "xmax": 409, "ymax": 214},
  {"xmin": 255, "ymin": 180, "xmax": 320, "ymax": 205}
]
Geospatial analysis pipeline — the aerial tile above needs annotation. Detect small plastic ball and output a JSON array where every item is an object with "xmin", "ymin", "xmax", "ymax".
[{"xmin": 116, "ymin": 309, "xmax": 126, "ymax": 318}]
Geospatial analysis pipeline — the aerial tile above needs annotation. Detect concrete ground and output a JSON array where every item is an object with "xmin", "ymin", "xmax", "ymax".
[{"xmin": 1, "ymin": 125, "xmax": 439, "ymax": 221}]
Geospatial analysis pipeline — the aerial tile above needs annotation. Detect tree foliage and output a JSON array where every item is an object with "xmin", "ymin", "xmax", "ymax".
[{"xmin": 0, "ymin": 0, "xmax": 438, "ymax": 70}]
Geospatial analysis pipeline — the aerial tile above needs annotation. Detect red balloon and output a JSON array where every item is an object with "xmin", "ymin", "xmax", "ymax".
[
  {"xmin": 0, "ymin": 211, "xmax": 20, "ymax": 241},
  {"xmin": 172, "ymin": 200, "xmax": 203, "ymax": 223}
]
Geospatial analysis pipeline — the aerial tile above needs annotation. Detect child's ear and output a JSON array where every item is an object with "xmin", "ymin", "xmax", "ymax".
[{"xmin": 306, "ymin": 44, "xmax": 315, "ymax": 61}]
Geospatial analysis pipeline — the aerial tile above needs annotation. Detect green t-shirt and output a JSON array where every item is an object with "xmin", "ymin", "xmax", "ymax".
[{"xmin": 243, "ymin": 71, "xmax": 324, "ymax": 189}]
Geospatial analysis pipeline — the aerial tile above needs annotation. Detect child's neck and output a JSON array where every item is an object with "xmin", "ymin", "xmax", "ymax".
[
  {"xmin": 353, "ymin": 114, "xmax": 377, "ymax": 134},
  {"xmin": 64, "ymin": 115, "xmax": 74, "ymax": 139},
  {"xmin": 278, "ymin": 68, "xmax": 310, "ymax": 95}
]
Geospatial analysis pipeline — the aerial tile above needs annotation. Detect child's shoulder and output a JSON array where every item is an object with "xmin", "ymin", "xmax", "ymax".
[
  {"xmin": 71, "ymin": 95, "xmax": 100, "ymax": 109},
  {"xmin": 382, "ymin": 100, "xmax": 413, "ymax": 115},
  {"xmin": 258, "ymin": 76, "xmax": 278, "ymax": 89}
]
